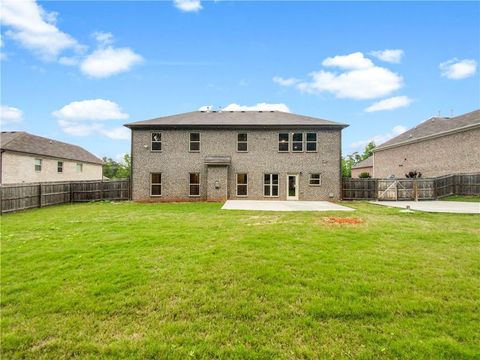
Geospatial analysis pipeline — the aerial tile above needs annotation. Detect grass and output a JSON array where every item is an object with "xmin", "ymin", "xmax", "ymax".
[
  {"xmin": 440, "ymin": 195, "xmax": 480, "ymax": 202},
  {"xmin": 1, "ymin": 202, "xmax": 479, "ymax": 359}
]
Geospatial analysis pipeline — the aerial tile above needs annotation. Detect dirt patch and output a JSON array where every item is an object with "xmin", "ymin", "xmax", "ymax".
[{"xmin": 324, "ymin": 217, "xmax": 363, "ymax": 225}]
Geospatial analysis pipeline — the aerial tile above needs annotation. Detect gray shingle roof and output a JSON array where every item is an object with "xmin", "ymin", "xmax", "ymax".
[
  {"xmin": 352, "ymin": 156, "xmax": 373, "ymax": 169},
  {"xmin": 376, "ymin": 109, "xmax": 480, "ymax": 150},
  {"xmin": 125, "ymin": 111, "xmax": 348, "ymax": 129},
  {"xmin": 0, "ymin": 131, "xmax": 103, "ymax": 165}
]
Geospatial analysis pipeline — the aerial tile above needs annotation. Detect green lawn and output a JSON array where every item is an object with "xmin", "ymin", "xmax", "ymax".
[
  {"xmin": 1, "ymin": 202, "xmax": 479, "ymax": 359},
  {"xmin": 440, "ymin": 195, "xmax": 480, "ymax": 202}
]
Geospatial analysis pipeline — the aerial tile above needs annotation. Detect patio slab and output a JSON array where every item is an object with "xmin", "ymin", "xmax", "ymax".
[
  {"xmin": 222, "ymin": 200, "xmax": 355, "ymax": 212},
  {"xmin": 370, "ymin": 201, "xmax": 480, "ymax": 214}
]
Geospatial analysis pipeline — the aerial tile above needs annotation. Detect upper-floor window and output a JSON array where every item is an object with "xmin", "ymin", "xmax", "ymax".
[
  {"xmin": 292, "ymin": 133, "xmax": 303, "ymax": 152},
  {"xmin": 151, "ymin": 173, "xmax": 162, "ymax": 196},
  {"xmin": 237, "ymin": 133, "xmax": 248, "ymax": 152},
  {"xmin": 190, "ymin": 133, "xmax": 200, "ymax": 152},
  {"xmin": 151, "ymin": 132, "xmax": 162, "ymax": 151},
  {"xmin": 264, "ymin": 173, "xmax": 279, "ymax": 197},
  {"xmin": 309, "ymin": 173, "xmax": 321, "ymax": 186},
  {"xmin": 236, "ymin": 173, "xmax": 248, "ymax": 196},
  {"xmin": 189, "ymin": 172, "xmax": 200, "ymax": 196},
  {"xmin": 57, "ymin": 161, "xmax": 63, "ymax": 173},
  {"xmin": 76, "ymin": 163, "xmax": 83, "ymax": 173},
  {"xmin": 306, "ymin": 133, "xmax": 317, "ymax": 152},
  {"xmin": 278, "ymin": 133, "xmax": 289, "ymax": 152},
  {"xmin": 34, "ymin": 158, "xmax": 42, "ymax": 172}
]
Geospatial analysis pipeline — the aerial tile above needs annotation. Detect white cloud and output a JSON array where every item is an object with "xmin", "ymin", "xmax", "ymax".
[
  {"xmin": 54, "ymin": 99, "xmax": 130, "ymax": 140},
  {"xmin": 322, "ymin": 52, "xmax": 374, "ymax": 70},
  {"xmin": 439, "ymin": 58, "xmax": 477, "ymax": 80},
  {"xmin": 272, "ymin": 76, "xmax": 300, "ymax": 86},
  {"xmin": 93, "ymin": 31, "xmax": 114, "ymax": 47},
  {"xmin": 220, "ymin": 103, "xmax": 290, "ymax": 112},
  {"xmin": 0, "ymin": 0, "xmax": 81, "ymax": 60},
  {"xmin": 350, "ymin": 125, "xmax": 408, "ymax": 149},
  {"xmin": 365, "ymin": 96, "xmax": 413, "ymax": 112},
  {"xmin": 53, "ymin": 99, "xmax": 129, "ymax": 121},
  {"xmin": 80, "ymin": 47, "xmax": 143, "ymax": 78},
  {"xmin": 58, "ymin": 56, "xmax": 79, "ymax": 66},
  {"xmin": 370, "ymin": 49, "xmax": 404, "ymax": 63},
  {"xmin": 275, "ymin": 52, "xmax": 404, "ymax": 100},
  {"xmin": 173, "ymin": 0, "xmax": 202, "ymax": 12},
  {"xmin": 1, "ymin": 105, "xmax": 23, "ymax": 125}
]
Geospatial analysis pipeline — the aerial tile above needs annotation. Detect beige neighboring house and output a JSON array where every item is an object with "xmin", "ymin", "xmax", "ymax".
[
  {"xmin": 351, "ymin": 157, "xmax": 373, "ymax": 178},
  {"xmin": 0, "ymin": 131, "xmax": 103, "ymax": 184},
  {"xmin": 125, "ymin": 110, "xmax": 348, "ymax": 202},
  {"xmin": 373, "ymin": 109, "xmax": 480, "ymax": 178}
]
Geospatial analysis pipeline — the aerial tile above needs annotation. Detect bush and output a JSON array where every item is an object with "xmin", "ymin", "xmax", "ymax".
[{"xmin": 359, "ymin": 172, "xmax": 371, "ymax": 178}]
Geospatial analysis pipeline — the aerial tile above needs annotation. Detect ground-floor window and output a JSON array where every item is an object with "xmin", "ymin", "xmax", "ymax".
[
  {"xmin": 309, "ymin": 173, "xmax": 321, "ymax": 186},
  {"xmin": 151, "ymin": 173, "xmax": 162, "ymax": 196},
  {"xmin": 264, "ymin": 173, "xmax": 279, "ymax": 197},
  {"xmin": 236, "ymin": 173, "xmax": 248, "ymax": 196},
  {"xmin": 189, "ymin": 172, "xmax": 200, "ymax": 196}
]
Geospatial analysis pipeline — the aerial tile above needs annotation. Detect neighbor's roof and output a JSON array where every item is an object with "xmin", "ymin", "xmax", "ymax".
[
  {"xmin": 376, "ymin": 109, "xmax": 480, "ymax": 151},
  {"xmin": 124, "ymin": 111, "xmax": 348, "ymax": 129},
  {"xmin": 352, "ymin": 156, "xmax": 373, "ymax": 169},
  {"xmin": 0, "ymin": 131, "xmax": 103, "ymax": 165}
]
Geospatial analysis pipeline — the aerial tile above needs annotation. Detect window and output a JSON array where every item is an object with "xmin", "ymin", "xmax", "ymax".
[
  {"xmin": 151, "ymin": 173, "xmax": 162, "ymax": 196},
  {"xmin": 237, "ymin": 133, "xmax": 248, "ymax": 152},
  {"xmin": 189, "ymin": 172, "xmax": 200, "ymax": 196},
  {"xmin": 151, "ymin": 132, "xmax": 162, "ymax": 151},
  {"xmin": 292, "ymin": 133, "xmax": 303, "ymax": 152},
  {"xmin": 57, "ymin": 161, "xmax": 63, "ymax": 173},
  {"xmin": 76, "ymin": 163, "xmax": 83, "ymax": 172},
  {"xmin": 236, "ymin": 173, "xmax": 248, "ymax": 196},
  {"xmin": 34, "ymin": 158, "xmax": 42, "ymax": 172},
  {"xmin": 309, "ymin": 173, "xmax": 321, "ymax": 186},
  {"xmin": 190, "ymin": 133, "xmax": 200, "ymax": 152},
  {"xmin": 306, "ymin": 133, "xmax": 317, "ymax": 152},
  {"xmin": 264, "ymin": 174, "xmax": 279, "ymax": 197},
  {"xmin": 278, "ymin": 133, "xmax": 289, "ymax": 152}
]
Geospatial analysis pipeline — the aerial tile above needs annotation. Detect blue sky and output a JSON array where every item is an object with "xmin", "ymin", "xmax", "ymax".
[{"xmin": 1, "ymin": 0, "xmax": 479, "ymax": 160}]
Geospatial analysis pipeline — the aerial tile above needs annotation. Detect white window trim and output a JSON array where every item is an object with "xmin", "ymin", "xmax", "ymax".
[
  {"xmin": 278, "ymin": 133, "xmax": 290, "ymax": 152},
  {"xmin": 76, "ymin": 163, "xmax": 83, "ymax": 173},
  {"xmin": 292, "ymin": 132, "xmax": 304, "ymax": 152},
  {"xmin": 189, "ymin": 132, "xmax": 201, "ymax": 152},
  {"xmin": 189, "ymin": 172, "xmax": 201, "ymax": 197},
  {"xmin": 306, "ymin": 133, "xmax": 318, "ymax": 153},
  {"xmin": 151, "ymin": 132, "xmax": 162, "ymax": 152},
  {"xmin": 57, "ymin": 161, "xmax": 63, "ymax": 174},
  {"xmin": 34, "ymin": 158, "xmax": 42, "ymax": 172},
  {"xmin": 309, "ymin": 173, "xmax": 322, "ymax": 186},
  {"xmin": 150, "ymin": 172, "xmax": 162, "ymax": 197},
  {"xmin": 237, "ymin": 133, "xmax": 248, "ymax": 153},
  {"xmin": 236, "ymin": 173, "xmax": 248, "ymax": 197},
  {"xmin": 263, "ymin": 173, "xmax": 279, "ymax": 197}
]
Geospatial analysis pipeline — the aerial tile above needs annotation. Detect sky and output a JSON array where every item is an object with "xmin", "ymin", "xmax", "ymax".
[{"xmin": 1, "ymin": 0, "xmax": 479, "ymax": 161}]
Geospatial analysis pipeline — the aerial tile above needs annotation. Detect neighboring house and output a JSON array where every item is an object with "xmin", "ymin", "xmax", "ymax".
[
  {"xmin": 125, "ymin": 110, "xmax": 348, "ymax": 201},
  {"xmin": 0, "ymin": 131, "xmax": 103, "ymax": 184},
  {"xmin": 351, "ymin": 157, "xmax": 373, "ymax": 178},
  {"xmin": 373, "ymin": 109, "xmax": 480, "ymax": 178}
]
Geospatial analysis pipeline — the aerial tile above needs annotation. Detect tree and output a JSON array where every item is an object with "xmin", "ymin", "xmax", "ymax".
[
  {"xmin": 342, "ymin": 141, "xmax": 376, "ymax": 178},
  {"xmin": 102, "ymin": 154, "xmax": 131, "ymax": 179}
]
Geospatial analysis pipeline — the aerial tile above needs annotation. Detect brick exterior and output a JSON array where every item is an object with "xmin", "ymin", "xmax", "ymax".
[
  {"xmin": 373, "ymin": 127, "xmax": 480, "ymax": 178},
  {"xmin": 131, "ymin": 128, "xmax": 342, "ymax": 201},
  {"xmin": 0, "ymin": 151, "xmax": 103, "ymax": 184},
  {"xmin": 351, "ymin": 166, "xmax": 373, "ymax": 178}
]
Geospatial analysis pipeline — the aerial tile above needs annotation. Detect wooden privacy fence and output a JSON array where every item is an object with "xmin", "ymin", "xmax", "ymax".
[
  {"xmin": 342, "ymin": 173, "xmax": 480, "ymax": 201},
  {"xmin": 0, "ymin": 179, "xmax": 130, "ymax": 214}
]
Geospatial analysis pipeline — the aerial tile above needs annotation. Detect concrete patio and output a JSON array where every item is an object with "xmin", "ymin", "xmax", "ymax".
[
  {"xmin": 222, "ymin": 200, "xmax": 355, "ymax": 212},
  {"xmin": 370, "ymin": 201, "xmax": 480, "ymax": 214}
]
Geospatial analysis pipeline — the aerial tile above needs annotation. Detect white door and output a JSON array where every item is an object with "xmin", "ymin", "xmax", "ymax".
[{"xmin": 286, "ymin": 174, "xmax": 299, "ymax": 200}]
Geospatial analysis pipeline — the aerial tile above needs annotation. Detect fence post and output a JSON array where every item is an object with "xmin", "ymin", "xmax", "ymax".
[{"xmin": 38, "ymin": 183, "xmax": 42, "ymax": 208}]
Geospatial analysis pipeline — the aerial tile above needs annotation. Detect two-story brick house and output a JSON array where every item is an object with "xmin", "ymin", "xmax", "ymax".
[{"xmin": 125, "ymin": 110, "xmax": 348, "ymax": 201}]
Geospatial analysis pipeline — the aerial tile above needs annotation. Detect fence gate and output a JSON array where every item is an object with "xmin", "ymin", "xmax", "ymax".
[{"xmin": 377, "ymin": 179, "xmax": 399, "ymax": 200}]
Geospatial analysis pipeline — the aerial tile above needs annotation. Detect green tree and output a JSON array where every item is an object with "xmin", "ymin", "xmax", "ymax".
[
  {"xmin": 102, "ymin": 154, "xmax": 131, "ymax": 179},
  {"xmin": 342, "ymin": 142, "xmax": 376, "ymax": 178}
]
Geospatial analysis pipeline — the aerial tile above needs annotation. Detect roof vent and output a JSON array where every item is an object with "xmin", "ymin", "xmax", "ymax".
[
  {"xmin": 259, "ymin": 111, "xmax": 263, "ymax": 113},
  {"xmin": 270, "ymin": 110, "xmax": 275, "ymax": 113},
  {"xmin": 241, "ymin": 110, "xmax": 245, "ymax": 113}
]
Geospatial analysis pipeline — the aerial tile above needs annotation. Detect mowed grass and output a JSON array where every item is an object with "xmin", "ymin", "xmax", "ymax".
[{"xmin": 1, "ymin": 202, "xmax": 479, "ymax": 359}]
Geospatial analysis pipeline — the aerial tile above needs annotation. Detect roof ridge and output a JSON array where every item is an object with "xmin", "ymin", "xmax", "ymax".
[{"xmin": 0, "ymin": 131, "xmax": 26, "ymax": 148}]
